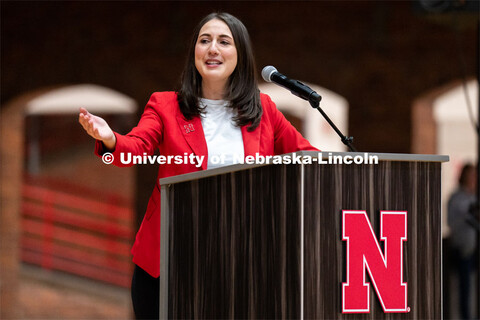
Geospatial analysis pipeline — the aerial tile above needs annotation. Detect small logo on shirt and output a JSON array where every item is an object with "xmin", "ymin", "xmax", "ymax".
[{"xmin": 184, "ymin": 124, "xmax": 195, "ymax": 134}]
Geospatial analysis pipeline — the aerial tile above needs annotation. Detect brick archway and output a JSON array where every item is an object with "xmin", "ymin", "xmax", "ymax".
[{"xmin": 0, "ymin": 84, "xmax": 137, "ymax": 318}]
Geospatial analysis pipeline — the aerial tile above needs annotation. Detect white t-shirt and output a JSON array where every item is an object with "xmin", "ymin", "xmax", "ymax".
[{"xmin": 200, "ymin": 98, "xmax": 245, "ymax": 169}]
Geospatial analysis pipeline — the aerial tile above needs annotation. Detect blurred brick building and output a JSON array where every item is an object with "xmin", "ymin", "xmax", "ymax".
[
  {"xmin": 1, "ymin": 1, "xmax": 478, "ymax": 319},
  {"xmin": 2, "ymin": 1, "xmax": 477, "ymax": 152}
]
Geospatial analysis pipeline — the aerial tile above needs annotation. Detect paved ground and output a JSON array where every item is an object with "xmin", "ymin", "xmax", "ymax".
[{"xmin": 17, "ymin": 265, "xmax": 132, "ymax": 320}]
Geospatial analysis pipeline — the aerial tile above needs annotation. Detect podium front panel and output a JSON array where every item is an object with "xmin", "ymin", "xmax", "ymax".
[
  {"xmin": 303, "ymin": 161, "xmax": 441, "ymax": 319},
  {"xmin": 160, "ymin": 153, "xmax": 446, "ymax": 319},
  {"xmin": 165, "ymin": 164, "xmax": 303, "ymax": 319}
]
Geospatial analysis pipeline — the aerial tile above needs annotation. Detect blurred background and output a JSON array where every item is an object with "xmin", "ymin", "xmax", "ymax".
[{"xmin": 1, "ymin": 1, "xmax": 478, "ymax": 319}]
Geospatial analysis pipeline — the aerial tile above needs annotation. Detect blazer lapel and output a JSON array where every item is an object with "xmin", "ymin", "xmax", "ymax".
[
  {"xmin": 241, "ymin": 124, "xmax": 261, "ymax": 157},
  {"xmin": 176, "ymin": 113, "xmax": 208, "ymax": 170}
]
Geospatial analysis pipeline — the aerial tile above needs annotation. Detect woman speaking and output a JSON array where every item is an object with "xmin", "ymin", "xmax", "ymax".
[{"xmin": 79, "ymin": 12, "xmax": 317, "ymax": 319}]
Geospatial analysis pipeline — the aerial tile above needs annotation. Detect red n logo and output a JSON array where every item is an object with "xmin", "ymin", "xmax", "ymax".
[{"xmin": 342, "ymin": 210, "xmax": 408, "ymax": 313}]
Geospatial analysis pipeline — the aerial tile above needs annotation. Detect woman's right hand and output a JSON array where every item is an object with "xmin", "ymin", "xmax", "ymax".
[{"xmin": 78, "ymin": 107, "xmax": 117, "ymax": 150}]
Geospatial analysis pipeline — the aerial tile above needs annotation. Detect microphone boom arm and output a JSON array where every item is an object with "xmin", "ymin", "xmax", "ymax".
[{"xmin": 309, "ymin": 99, "xmax": 357, "ymax": 152}]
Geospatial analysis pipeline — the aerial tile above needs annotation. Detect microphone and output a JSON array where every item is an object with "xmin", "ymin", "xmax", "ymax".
[{"xmin": 261, "ymin": 66, "xmax": 322, "ymax": 104}]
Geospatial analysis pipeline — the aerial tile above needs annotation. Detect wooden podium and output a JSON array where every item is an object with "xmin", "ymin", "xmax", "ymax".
[{"xmin": 159, "ymin": 152, "xmax": 448, "ymax": 319}]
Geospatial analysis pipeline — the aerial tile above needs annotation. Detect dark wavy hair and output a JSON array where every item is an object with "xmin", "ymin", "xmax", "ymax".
[{"xmin": 177, "ymin": 12, "xmax": 262, "ymax": 131}]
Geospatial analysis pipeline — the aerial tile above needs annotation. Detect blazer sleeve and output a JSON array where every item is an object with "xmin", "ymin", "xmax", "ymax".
[
  {"xmin": 261, "ymin": 94, "xmax": 319, "ymax": 154},
  {"xmin": 95, "ymin": 92, "xmax": 166, "ymax": 167}
]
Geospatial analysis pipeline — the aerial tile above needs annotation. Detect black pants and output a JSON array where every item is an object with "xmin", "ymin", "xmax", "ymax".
[{"xmin": 131, "ymin": 265, "xmax": 159, "ymax": 320}]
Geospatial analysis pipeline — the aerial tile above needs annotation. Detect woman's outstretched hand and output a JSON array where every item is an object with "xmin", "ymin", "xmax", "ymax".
[{"xmin": 78, "ymin": 107, "xmax": 116, "ymax": 150}]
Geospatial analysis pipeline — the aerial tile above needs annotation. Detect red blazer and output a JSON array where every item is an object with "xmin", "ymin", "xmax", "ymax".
[{"xmin": 96, "ymin": 91, "xmax": 317, "ymax": 277}]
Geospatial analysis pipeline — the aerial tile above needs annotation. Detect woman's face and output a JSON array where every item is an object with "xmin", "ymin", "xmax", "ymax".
[{"xmin": 195, "ymin": 19, "xmax": 238, "ymax": 91}]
